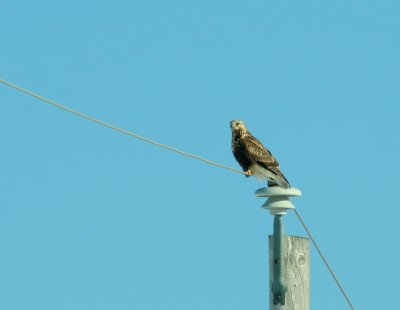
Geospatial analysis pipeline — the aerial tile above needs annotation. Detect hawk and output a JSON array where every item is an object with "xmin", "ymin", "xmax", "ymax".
[{"xmin": 230, "ymin": 120, "xmax": 290, "ymax": 189}]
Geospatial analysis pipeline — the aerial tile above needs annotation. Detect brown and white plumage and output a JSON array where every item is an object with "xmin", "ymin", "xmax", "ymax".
[{"xmin": 230, "ymin": 120, "xmax": 290, "ymax": 189}]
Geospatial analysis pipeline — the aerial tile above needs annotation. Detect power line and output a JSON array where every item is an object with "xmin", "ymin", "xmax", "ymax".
[
  {"xmin": 0, "ymin": 78, "xmax": 354, "ymax": 309},
  {"xmin": 294, "ymin": 209, "xmax": 355, "ymax": 310},
  {"xmin": 0, "ymin": 78, "xmax": 245, "ymax": 176}
]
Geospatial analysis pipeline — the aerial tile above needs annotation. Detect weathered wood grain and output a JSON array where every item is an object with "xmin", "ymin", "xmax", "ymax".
[{"xmin": 269, "ymin": 236, "xmax": 310, "ymax": 310}]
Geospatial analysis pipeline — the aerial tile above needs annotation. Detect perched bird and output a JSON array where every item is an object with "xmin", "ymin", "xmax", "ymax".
[{"xmin": 230, "ymin": 120, "xmax": 290, "ymax": 189}]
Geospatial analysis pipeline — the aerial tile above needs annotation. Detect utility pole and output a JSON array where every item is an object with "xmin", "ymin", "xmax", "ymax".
[{"xmin": 256, "ymin": 187, "xmax": 310, "ymax": 310}]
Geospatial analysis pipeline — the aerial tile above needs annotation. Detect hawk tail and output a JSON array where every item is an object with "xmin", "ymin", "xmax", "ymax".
[{"xmin": 269, "ymin": 173, "xmax": 290, "ymax": 189}]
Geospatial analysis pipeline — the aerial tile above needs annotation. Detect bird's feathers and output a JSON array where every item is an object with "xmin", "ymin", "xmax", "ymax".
[
  {"xmin": 230, "ymin": 120, "xmax": 290, "ymax": 189},
  {"xmin": 237, "ymin": 134, "xmax": 279, "ymax": 167}
]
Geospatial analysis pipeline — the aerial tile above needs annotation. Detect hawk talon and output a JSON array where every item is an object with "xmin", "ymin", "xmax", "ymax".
[{"xmin": 245, "ymin": 170, "xmax": 252, "ymax": 178}]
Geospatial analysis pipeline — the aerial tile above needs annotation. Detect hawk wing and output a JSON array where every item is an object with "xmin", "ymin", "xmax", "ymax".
[
  {"xmin": 239, "ymin": 134, "xmax": 290, "ymax": 188},
  {"xmin": 239, "ymin": 134, "xmax": 280, "ymax": 172}
]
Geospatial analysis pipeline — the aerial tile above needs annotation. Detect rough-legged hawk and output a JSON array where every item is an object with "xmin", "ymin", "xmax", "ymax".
[{"xmin": 230, "ymin": 120, "xmax": 290, "ymax": 189}]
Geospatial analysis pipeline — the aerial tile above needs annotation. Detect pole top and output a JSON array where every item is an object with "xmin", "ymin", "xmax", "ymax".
[{"xmin": 255, "ymin": 187, "xmax": 302, "ymax": 216}]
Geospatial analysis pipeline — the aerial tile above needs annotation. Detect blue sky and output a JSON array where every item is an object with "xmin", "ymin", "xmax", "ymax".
[{"xmin": 1, "ymin": 1, "xmax": 399, "ymax": 309}]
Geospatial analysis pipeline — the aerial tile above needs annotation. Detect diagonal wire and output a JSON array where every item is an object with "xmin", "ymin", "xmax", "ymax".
[
  {"xmin": 0, "ymin": 78, "xmax": 245, "ymax": 176},
  {"xmin": 294, "ymin": 209, "xmax": 355, "ymax": 310},
  {"xmin": 1, "ymin": 77, "xmax": 354, "ymax": 309}
]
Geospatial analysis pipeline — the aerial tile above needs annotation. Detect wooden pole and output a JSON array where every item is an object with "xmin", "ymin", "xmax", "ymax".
[{"xmin": 269, "ymin": 235, "xmax": 310, "ymax": 310}]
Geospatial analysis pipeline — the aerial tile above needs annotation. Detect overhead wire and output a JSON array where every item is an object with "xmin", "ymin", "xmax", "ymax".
[
  {"xmin": 0, "ymin": 78, "xmax": 245, "ymax": 176},
  {"xmin": 0, "ymin": 78, "xmax": 354, "ymax": 309},
  {"xmin": 294, "ymin": 209, "xmax": 355, "ymax": 310}
]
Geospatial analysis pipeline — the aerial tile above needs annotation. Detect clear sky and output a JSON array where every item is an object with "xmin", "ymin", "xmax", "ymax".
[{"xmin": 1, "ymin": 1, "xmax": 399, "ymax": 309}]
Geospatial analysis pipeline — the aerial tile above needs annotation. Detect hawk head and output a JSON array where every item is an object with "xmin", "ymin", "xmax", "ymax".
[{"xmin": 230, "ymin": 120, "xmax": 247, "ymax": 132}]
